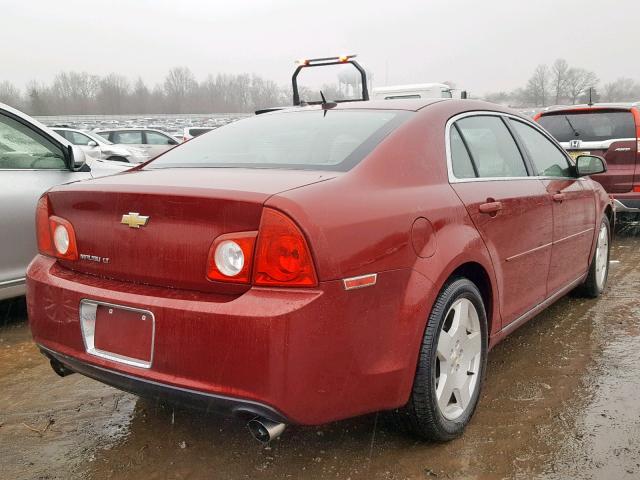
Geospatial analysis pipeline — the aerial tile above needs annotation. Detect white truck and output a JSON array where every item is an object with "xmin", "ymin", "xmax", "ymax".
[{"xmin": 371, "ymin": 83, "xmax": 455, "ymax": 100}]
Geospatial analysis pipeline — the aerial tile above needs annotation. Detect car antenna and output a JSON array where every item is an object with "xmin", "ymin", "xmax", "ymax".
[
  {"xmin": 319, "ymin": 90, "xmax": 337, "ymax": 113},
  {"xmin": 588, "ymin": 87, "xmax": 594, "ymax": 107}
]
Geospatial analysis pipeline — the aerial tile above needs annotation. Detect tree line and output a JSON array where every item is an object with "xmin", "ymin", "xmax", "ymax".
[
  {"xmin": 484, "ymin": 59, "xmax": 640, "ymax": 107},
  {"xmin": 0, "ymin": 67, "xmax": 294, "ymax": 115}
]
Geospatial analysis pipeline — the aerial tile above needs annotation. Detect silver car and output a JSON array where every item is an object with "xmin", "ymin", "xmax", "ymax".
[
  {"xmin": 53, "ymin": 128, "xmax": 149, "ymax": 163},
  {"xmin": 0, "ymin": 103, "xmax": 129, "ymax": 300},
  {"xmin": 93, "ymin": 128, "xmax": 179, "ymax": 159}
]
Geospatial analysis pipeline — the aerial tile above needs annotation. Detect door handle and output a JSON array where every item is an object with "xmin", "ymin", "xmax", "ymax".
[
  {"xmin": 479, "ymin": 201, "xmax": 503, "ymax": 215},
  {"xmin": 552, "ymin": 193, "xmax": 567, "ymax": 202}
]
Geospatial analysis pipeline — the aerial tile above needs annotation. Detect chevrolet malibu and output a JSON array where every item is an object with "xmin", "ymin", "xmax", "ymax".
[{"xmin": 27, "ymin": 99, "xmax": 613, "ymax": 442}]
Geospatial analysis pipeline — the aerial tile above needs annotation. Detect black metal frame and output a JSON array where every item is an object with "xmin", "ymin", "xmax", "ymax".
[{"xmin": 291, "ymin": 55, "xmax": 369, "ymax": 106}]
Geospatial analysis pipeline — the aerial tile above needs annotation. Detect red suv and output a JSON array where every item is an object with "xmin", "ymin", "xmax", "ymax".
[
  {"xmin": 27, "ymin": 100, "xmax": 613, "ymax": 443},
  {"xmin": 535, "ymin": 104, "xmax": 640, "ymax": 220}
]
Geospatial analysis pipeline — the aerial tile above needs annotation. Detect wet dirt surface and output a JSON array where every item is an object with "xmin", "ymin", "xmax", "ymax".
[{"xmin": 1, "ymin": 228, "xmax": 639, "ymax": 480}]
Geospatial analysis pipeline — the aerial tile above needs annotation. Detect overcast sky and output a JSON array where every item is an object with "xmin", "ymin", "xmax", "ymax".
[{"xmin": 1, "ymin": 0, "xmax": 638, "ymax": 95}]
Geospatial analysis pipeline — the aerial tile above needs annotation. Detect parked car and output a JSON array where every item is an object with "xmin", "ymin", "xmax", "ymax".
[
  {"xmin": 93, "ymin": 128, "xmax": 179, "ymax": 159},
  {"xmin": 53, "ymin": 127, "xmax": 149, "ymax": 163},
  {"xmin": 182, "ymin": 126, "xmax": 215, "ymax": 142},
  {"xmin": 0, "ymin": 103, "xmax": 128, "ymax": 301},
  {"xmin": 535, "ymin": 103, "xmax": 640, "ymax": 219},
  {"xmin": 28, "ymin": 99, "xmax": 612, "ymax": 443}
]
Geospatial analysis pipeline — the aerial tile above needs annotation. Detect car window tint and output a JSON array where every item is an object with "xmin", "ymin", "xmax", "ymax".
[
  {"xmin": 146, "ymin": 131, "xmax": 174, "ymax": 145},
  {"xmin": 112, "ymin": 131, "xmax": 143, "ymax": 144},
  {"xmin": 511, "ymin": 120, "xmax": 572, "ymax": 177},
  {"xmin": 450, "ymin": 124, "xmax": 476, "ymax": 178},
  {"xmin": 0, "ymin": 114, "xmax": 66, "ymax": 170},
  {"xmin": 455, "ymin": 116, "xmax": 527, "ymax": 178}
]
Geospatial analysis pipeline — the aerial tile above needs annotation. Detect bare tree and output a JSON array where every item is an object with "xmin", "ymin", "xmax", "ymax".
[
  {"xmin": 551, "ymin": 59, "xmax": 570, "ymax": 104},
  {"xmin": 51, "ymin": 71, "xmax": 99, "ymax": 114},
  {"xmin": 96, "ymin": 74, "xmax": 130, "ymax": 114},
  {"xmin": 601, "ymin": 78, "xmax": 640, "ymax": 102},
  {"xmin": 566, "ymin": 68, "xmax": 598, "ymax": 104},
  {"xmin": 525, "ymin": 65, "xmax": 551, "ymax": 107},
  {"xmin": 164, "ymin": 67, "xmax": 197, "ymax": 113},
  {"xmin": 0, "ymin": 81, "xmax": 22, "ymax": 109}
]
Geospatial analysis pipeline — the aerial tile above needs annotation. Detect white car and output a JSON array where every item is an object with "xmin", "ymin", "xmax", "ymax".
[
  {"xmin": 53, "ymin": 128, "xmax": 149, "ymax": 163},
  {"xmin": 371, "ymin": 83, "xmax": 453, "ymax": 100},
  {"xmin": 93, "ymin": 128, "xmax": 179, "ymax": 159},
  {"xmin": 0, "ymin": 103, "xmax": 129, "ymax": 300}
]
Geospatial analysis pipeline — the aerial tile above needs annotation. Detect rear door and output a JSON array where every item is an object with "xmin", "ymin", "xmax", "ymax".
[
  {"xmin": 510, "ymin": 118, "xmax": 596, "ymax": 294},
  {"xmin": 448, "ymin": 113, "xmax": 553, "ymax": 326},
  {"xmin": 537, "ymin": 109, "xmax": 637, "ymax": 193}
]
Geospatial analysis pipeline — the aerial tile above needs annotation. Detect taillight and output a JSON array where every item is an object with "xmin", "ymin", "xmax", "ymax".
[
  {"xmin": 633, "ymin": 185, "xmax": 640, "ymax": 193},
  {"xmin": 205, "ymin": 208, "xmax": 318, "ymax": 287},
  {"xmin": 206, "ymin": 232, "xmax": 257, "ymax": 283},
  {"xmin": 35, "ymin": 195, "xmax": 79, "ymax": 260},
  {"xmin": 253, "ymin": 208, "xmax": 317, "ymax": 287}
]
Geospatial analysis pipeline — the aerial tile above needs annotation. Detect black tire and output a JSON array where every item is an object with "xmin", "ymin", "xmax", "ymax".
[
  {"xmin": 389, "ymin": 277, "xmax": 488, "ymax": 441},
  {"xmin": 107, "ymin": 156, "xmax": 129, "ymax": 163},
  {"xmin": 577, "ymin": 215, "xmax": 611, "ymax": 298}
]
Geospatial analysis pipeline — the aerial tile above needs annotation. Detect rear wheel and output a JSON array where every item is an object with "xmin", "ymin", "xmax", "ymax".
[
  {"xmin": 578, "ymin": 215, "xmax": 610, "ymax": 298},
  {"xmin": 391, "ymin": 277, "xmax": 488, "ymax": 441}
]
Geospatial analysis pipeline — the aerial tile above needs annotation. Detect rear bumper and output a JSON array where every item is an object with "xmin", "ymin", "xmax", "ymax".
[
  {"xmin": 40, "ymin": 344, "xmax": 288, "ymax": 422},
  {"xmin": 27, "ymin": 255, "xmax": 433, "ymax": 425},
  {"xmin": 612, "ymin": 193, "xmax": 640, "ymax": 213}
]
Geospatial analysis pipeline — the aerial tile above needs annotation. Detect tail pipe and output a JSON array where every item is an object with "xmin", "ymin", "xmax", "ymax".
[
  {"xmin": 49, "ymin": 358, "xmax": 75, "ymax": 377},
  {"xmin": 247, "ymin": 417, "xmax": 287, "ymax": 443}
]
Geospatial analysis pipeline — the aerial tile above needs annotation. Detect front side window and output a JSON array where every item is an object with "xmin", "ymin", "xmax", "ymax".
[
  {"xmin": 455, "ymin": 116, "xmax": 528, "ymax": 178},
  {"xmin": 146, "ymin": 131, "xmax": 175, "ymax": 145},
  {"xmin": 511, "ymin": 120, "xmax": 573, "ymax": 177},
  {"xmin": 148, "ymin": 110, "xmax": 410, "ymax": 171},
  {"xmin": 113, "ymin": 131, "xmax": 143, "ymax": 144},
  {"xmin": 0, "ymin": 114, "xmax": 66, "ymax": 170}
]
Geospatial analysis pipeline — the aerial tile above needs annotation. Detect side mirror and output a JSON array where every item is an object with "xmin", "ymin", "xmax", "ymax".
[
  {"xmin": 575, "ymin": 154, "xmax": 607, "ymax": 177},
  {"xmin": 87, "ymin": 140, "xmax": 98, "ymax": 147},
  {"xmin": 68, "ymin": 145, "xmax": 88, "ymax": 171}
]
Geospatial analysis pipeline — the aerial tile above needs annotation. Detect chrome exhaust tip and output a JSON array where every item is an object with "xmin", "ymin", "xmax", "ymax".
[{"xmin": 247, "ymin": 417, "xmax": 286, "ymax": 443}]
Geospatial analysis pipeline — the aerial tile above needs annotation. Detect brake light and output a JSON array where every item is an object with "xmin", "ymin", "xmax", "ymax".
[
  {"xmin": 633, "ymin": 185, "xmax": 640, "ymax": 193},
  {"xmin": 35, "ymin": 195, "xmax": 78, "ymax": 260},
  {"xmin": 253, "ymin": 208, "xmax": 318, "ymax": 287},
  {"xmin": 533, "ymin": 112, "xmax": 542, "ymax": 122},
  {"xmin": 206, "ymin": 232, "xmax": 257, "ymax": 283}
]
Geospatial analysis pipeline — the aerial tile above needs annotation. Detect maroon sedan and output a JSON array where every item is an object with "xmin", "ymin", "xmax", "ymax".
[{"xmin": 27, "ymin": 99, "xmax": 612, "ymax": 442}]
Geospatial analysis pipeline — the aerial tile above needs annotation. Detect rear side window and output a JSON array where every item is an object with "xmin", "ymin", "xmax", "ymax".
[
  {"xmin": 149, "ymin": 110, "xmax": 410, "ymax": 171},
  {"xmin": 450, "ymin": 125, "xmax": 476, "ymax": 178},
  {"xmin": 112, "ymin": 131, "xmax": 143, "ymax": 144},
  {"xmin": 455, "ymin": 116, "xmax": 528, "ymax": 178},
  {"xmin": 510, "ymin": 120, "xmax": 573, "ymax": 177},
  {"xmin": 538, "ymin": 111, "xmax": 636, "ymax": 142}
]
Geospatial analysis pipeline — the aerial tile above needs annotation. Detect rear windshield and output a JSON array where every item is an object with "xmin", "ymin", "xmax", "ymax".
[
  {"xmin": 538, "ymin": 111, "xmax": 636, "ymax": 143},
  {"xmin": 149, "ymin": 109, "xmax": 409, "ymax": 171}
]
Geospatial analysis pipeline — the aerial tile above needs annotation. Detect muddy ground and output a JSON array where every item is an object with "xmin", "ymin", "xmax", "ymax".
[{"xmin": 1, "ymin": 228, "xmax": 639, "ymax": 480}]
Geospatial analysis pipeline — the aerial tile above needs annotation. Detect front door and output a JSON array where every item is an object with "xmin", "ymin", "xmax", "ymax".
[
  {"xmin": 509, "ymin": 119, "xmax": 596, "ymax": 294},
  {"xmin": 448, "ymin": 114, "xmax": 553, "ymax": 326}
]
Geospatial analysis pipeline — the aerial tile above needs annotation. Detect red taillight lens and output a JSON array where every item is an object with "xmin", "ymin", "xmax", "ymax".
[
  {"xmin": 35, "ymin": 195, "xmax": 78, "ymax": 260},
  {"xmin": 253, "ymin": 208, "xmax": 318, "ymax": 287},
  {"xmin": 633, "ymin": 185, "xmax": 640, "ymax": 193},
  {"xmin": 206, "ymin": 232, "xmax": 257, "ymax": 283}
]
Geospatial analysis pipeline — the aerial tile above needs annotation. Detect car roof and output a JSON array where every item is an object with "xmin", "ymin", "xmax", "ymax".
[
  {"xmin": 269, "ymin": 98, "xmax": 451, "ymax": 113},
  {"xmin": 372, "ymin": 83, "xmax": 451, "ymax": 93},
  {"xmin": 538, "ymin": 102, "xmax": 640, "ymax": 115},
  {"xmin": 94, "ymin": 127, "xmax": 172, "ymax": 132}
]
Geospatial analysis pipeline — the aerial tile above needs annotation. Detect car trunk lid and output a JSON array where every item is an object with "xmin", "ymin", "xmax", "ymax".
[{"xmin": 47, "ymin": 168, "xmax": 336, "ymax": 294}]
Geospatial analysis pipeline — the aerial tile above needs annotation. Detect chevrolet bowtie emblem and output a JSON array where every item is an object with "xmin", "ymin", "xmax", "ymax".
[{"xmin": 121, "ymin": 212, "xmax": 149, "ymax": 228}]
